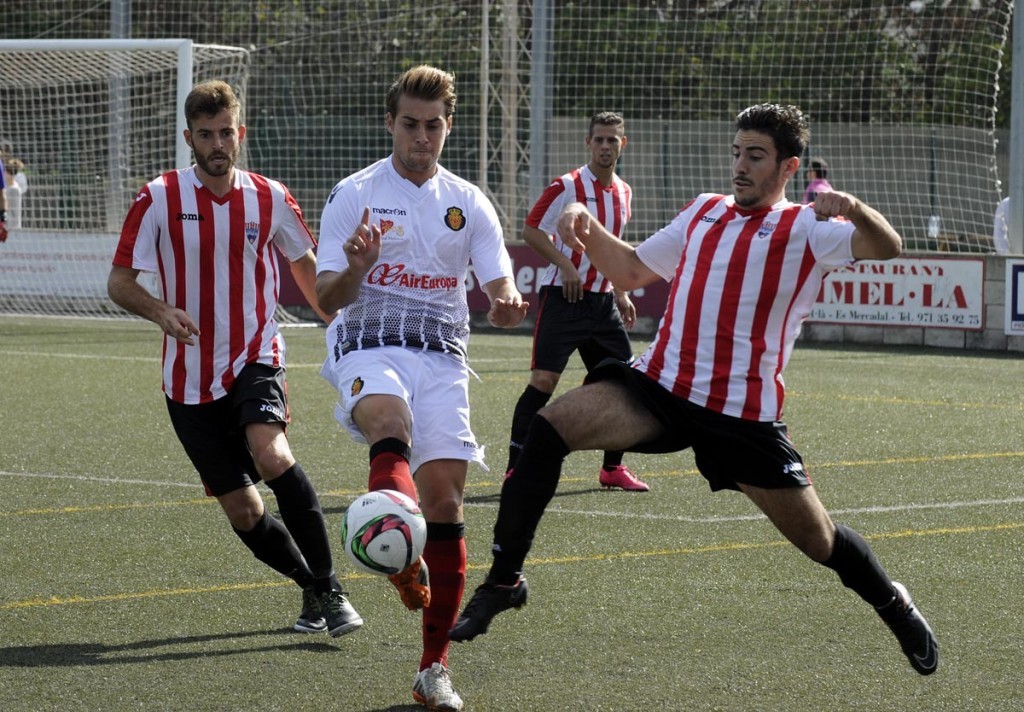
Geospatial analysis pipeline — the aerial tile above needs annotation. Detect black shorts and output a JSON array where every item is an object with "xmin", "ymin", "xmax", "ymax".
[
  {"xmin": 532, "ymin": 286, "xmax": 633, "ymax": 373},
  {"xmin": 165, "ymin": 363, "xmax": 290, "ymax": 497},
  {"xmin": 585, "ymin": 359, "xmax": 809, "ymax": 492}
]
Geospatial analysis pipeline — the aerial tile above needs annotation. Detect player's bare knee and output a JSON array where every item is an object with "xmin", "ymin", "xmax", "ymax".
[{"xmin": 419, "ymin": 493, "xmax": 463, "ymax": 523}]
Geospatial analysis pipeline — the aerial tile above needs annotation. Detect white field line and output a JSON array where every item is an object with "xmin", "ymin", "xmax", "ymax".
[{"xmin": 1, "ymin": 469, "xmax": 1021, "ymax": 523}]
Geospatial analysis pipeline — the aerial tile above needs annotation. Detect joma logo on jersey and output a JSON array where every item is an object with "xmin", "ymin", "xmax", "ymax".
[
  {"xmin": 245, "ymin": 221, "xmax": 260, "ymax": 244},
  {"xmin": 259, "ymin": 403, "xmax": 284, "ymax": 419},
  {"xmin": 444, "ymin": 206, "xmax": 466, "ymax": 231},
  {"xmin": 176, "ymin": 212, "xmax": 204, "ymax": 222}
]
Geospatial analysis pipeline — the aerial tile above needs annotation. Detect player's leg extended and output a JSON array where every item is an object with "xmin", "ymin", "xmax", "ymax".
[
  {"xmin": 450, "ymin": 379, "xmax": 662, "ymax": 642},
  {"xmin": 741, "ymin": 483, "xmax": 938, "ymax": 675}
]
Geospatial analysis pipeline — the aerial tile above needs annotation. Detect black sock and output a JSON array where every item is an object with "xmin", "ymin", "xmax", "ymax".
[
  {"xmin": 489, "ymin": 415, "xmax": 570, "ymax": 585},
  {"xmin": 265, "ymin": 463, "xmax": 335, "ymax": 587},
  {"xmin": 369, "ymin": 437, "xmax": 412, "ymax": 462},
  {"xmin": 507, "ymin": 385, "xmax": 552, "ymax": 473},
  {"xmin": 602, "ymin": 451, "xmax": 624, "ymax": 469},
  {"xmin": 821, "ymin": 524, "xmax": 896, "ymax": 608},
  {"xmin": 233, "ymin": 510, "xmax": 314, "ymax": 587}
]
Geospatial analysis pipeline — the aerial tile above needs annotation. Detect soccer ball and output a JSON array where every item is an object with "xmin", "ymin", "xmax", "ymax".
[{"xmin": 342, "ymin": 489, "xmax": 426, "ymax": 576}]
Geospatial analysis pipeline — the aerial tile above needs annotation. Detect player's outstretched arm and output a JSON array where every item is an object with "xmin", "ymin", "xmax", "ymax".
[{"xmin": 107, "ymin": 264, "xmax": 199, "ymax": 345}]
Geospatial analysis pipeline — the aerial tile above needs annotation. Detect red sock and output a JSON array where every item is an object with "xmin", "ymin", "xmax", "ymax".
[
  {"xmin": 419, "ymin": 533, "xmax": 466, "ymax": 671},
  {"xmin": 368, "ymin": 452, "xmax": 417, "ymax": 501}
]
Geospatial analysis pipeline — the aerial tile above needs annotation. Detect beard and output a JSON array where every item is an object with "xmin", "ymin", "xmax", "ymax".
[{"xmin": 194, "ymin": 147, "xmax": 237, "ymax": 177}]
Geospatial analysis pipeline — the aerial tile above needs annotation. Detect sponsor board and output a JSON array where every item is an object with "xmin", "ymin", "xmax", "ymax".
[{"xmin": 808, "ymin": 256, "xmax": 984, "ymax": 331}]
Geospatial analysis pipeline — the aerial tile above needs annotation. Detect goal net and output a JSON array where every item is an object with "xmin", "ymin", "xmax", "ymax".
[
  {"xmin": 0, "ymin": 39, "xmax": 250, "ymax": 317},
  {"xmin": 0, "ymin": 2, "xmax": 1012, "ymax": 320}
]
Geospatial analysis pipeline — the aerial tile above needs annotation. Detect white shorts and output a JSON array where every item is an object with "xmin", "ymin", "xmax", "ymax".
[{"xmin": 320, "ymin": 346, "xmax": 487, "ymax": 474}]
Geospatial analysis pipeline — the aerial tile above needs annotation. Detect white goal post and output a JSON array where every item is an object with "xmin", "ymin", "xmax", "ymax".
[{"xmin": 0, "ymin": 39, "xmax": 250, "ymax": 318}]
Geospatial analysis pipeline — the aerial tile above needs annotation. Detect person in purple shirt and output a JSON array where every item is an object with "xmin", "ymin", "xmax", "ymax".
[{"xmin": 802, "ymin": 157, "xmax": 833, "ymax": 204}]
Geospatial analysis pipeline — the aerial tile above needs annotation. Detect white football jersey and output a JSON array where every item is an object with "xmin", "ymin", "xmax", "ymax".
[{"xmin": 318, "ymin": 157, "xmax": 513, "ymax": 361}]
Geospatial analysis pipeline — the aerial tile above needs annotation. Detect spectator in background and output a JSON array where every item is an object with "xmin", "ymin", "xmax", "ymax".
[
  {"xmin": 802, "ymin": 157, "xmax": 833, "ymax": 204},
  {"xmin": 992, "ymin": 196, "xmax": 1010, "ymax": 255},
  {"xmin": 4, "ymin": 157, "xmax": 27, "ymax": 229}
]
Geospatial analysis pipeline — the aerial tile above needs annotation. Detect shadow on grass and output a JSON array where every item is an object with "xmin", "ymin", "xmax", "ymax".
[{"xmin": 0, "ymin": 627, "xmax": 343, "ymax": 667}]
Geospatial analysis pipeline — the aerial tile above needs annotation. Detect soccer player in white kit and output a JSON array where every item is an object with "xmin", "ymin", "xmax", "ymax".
[
  {"xmin": 451, "ymin": 104, "xmax": 939, "ymax": 679},
  {"xmin": 316, "ymin": 65, "xmax": 528, "ymax": 712},
  {"xmin": 108, "ymin": 80, "xmax": 363, "ymax": 639}
]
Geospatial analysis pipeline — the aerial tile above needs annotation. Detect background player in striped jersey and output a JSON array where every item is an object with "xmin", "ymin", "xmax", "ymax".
[
  {"xmin": 504, "ymin": 111, "xmax": 648, "ymax": 492},
  {"xmin": 108, "ymin": 80, "xmax": 363, "ymax": 639},
  {"xmin": 316, "ymin": 65, "xmax": 528, "ymax": 712},
  {"xmin": 451, "ymin": 103, "xmax": 939, "ymax": 677}
]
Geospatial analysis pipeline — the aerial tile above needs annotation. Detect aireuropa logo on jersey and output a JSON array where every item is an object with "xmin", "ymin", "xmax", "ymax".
[{"xmin": 1004, "ymin": 260, "xmax": 1024, "ymax": 334}]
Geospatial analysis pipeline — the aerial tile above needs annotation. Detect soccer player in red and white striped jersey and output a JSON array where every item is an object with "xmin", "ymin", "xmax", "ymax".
[
  {"xmin": 505, "ymin": 111, "xmax": 648, "ymax": 491},
  {"xmin": 453, "ymin": 104, "xmax": 939, "ymax": 678},
  {"xmin": 109, "ymin": 80, "xmax": 363, "ymax": 638}
]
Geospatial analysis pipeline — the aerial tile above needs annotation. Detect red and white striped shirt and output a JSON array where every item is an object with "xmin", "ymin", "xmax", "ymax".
[
  {"xmin": 634, "ymin": 193, "xmax": 855, "ymax": 422},
  {"xmin": 113, "ymin": 167, "xmax": 316, "ymax": 404},
  {"xmin": 527, "ymin": 164, "xmax": 632, "ymax": 293}
]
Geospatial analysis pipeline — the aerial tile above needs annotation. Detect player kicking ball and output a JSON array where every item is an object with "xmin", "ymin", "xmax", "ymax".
[{"xmin": 450, "ymin": 103, "xmax": 938, "ymax": 678}]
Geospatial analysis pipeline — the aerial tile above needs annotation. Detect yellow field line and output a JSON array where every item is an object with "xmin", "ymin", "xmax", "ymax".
[
  {"xmin": 3, "ymin": 450, "xmax": 1024, "ymax": 518},
  {"xmin": 2, "ymin": 521, "xmax": 1020, "ymax": 611}
]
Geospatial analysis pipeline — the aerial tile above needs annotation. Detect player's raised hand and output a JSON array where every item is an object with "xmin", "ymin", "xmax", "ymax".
[
  {"xmin": 344, "ymin": 206, "xmax": 382, "ymax": 273},
  {"xmin": 813, "ymin": 190, "xmax": 858, "ymax": 222},
  {"xmin": 556, "ymin": 202, "xmax": 593, "ymax": 253}
]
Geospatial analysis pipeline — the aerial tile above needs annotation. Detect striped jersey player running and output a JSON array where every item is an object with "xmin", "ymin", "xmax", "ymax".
[
  {"xmin": 316, "ymin": 65, "xmax": 528, "ymax": 712},
  {"xmin": 451, "ymin": 103, "xmax": 939, "ymax": 679},
  {"xmin": 109, "ymin": 80, "xmax": 362, "ymax": 640}
]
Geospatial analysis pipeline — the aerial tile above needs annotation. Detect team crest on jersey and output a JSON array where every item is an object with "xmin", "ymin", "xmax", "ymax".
[
  {"xmin": 756, "ymin": 221, "xmax": 777, "ymax": 239},
  {"xmin": 245, "ymin": 221, "xmax": 260, "ymax": 244},
  {"xmin": 351, "ymin": 377, "xmax": 364, "ymax": 397},
  {"xmin": 444, "ymin": 206, "xmax": 466, "ymax": 231}
]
